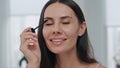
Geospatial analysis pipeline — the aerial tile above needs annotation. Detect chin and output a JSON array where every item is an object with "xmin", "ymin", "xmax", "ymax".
[{"xmin": 48, "ymin": 47, "xmax": 66, "ymax": 54}]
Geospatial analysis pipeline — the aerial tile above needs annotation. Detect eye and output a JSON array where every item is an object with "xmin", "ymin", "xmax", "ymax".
[
  {"xmin": 44, "ymin": 21, "xmax": 53, "ymax": 26},
  {"xmin": 43, "ymin": 19, "xmax": 54, "ymax": 26},
  {"xmin": 63, "ymin": 22, "xmax": 70, "ymax": 24},
  {"xmin": 45, "ymin": 23, "xmax": 53, "ymax": 26},
  {"xmin": 44, "ymin": 22, "xmax": 53, "ymax": 26}
]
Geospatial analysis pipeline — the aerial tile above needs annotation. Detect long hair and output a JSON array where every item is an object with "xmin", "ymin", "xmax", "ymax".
[{"xmin": 38, "ymin": 0, "xmax": 97, "ymax": 68}]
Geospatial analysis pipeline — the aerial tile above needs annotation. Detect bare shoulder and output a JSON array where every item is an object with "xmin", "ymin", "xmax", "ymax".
[
  {"xmin": 88, "ymin": 63, "xmax": 106, "ymax": 68},
  {"xmin": 98, "ymin": 64, "xmax": 106, "ymax": 68}
]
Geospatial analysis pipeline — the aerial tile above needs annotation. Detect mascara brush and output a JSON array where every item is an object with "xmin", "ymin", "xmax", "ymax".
[{"xmin": 31, "ymin": 20, "xmax": 48, "ymax": 33}]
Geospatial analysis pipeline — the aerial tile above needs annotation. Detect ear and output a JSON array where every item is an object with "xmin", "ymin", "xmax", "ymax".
[{"xmin": 78, "ymin": 22, "xmax": 87, "ymax": 36}]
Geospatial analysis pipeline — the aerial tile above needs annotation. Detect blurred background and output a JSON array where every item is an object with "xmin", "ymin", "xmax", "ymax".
[{"xmin": 0, "ymin": 0, "xmax": 120, "ymax": 68}]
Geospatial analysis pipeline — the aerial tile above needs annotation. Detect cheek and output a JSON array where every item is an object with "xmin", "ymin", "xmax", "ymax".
[
  {"xmin": 43, "ymin": 27, "xmax": 49, "ymax": 40},
  {"xmin": 63, "ymin": 27, "xmax": 79, "ymax": 38},
  {"xmin": 63, "ymin": 27, "xmax": 79, "ymax": 50}
]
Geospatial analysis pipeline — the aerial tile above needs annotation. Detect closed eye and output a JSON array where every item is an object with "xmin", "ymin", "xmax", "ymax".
[
  {"xmin": 45, "ymin": 23, "xmax": 53, "ymax": 26},
  {"xmin": 63, "ymin": 22, "xmax": 70, "ymax": 24},
  {"xmin": 44, "ymin": 22, "xmax": 53, "ymax": 26},
  {"xmin": 44, "ymin": 19, "xmax": 53, "ymax": 26}
]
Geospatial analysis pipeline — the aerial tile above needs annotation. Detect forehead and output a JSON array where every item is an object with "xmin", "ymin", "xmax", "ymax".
[{"xmin": 44, "ymin": 2, "xmax": 76, "ymax": 18}]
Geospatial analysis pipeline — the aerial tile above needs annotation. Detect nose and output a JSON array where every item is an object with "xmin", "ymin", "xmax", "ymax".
[
  {"xmin": 53, "ymin": 31, "xmax": 62, "ymax": 34},
  {"xmin": 52, "ymin": 24, "xmax": 62, "ymax": 35}
]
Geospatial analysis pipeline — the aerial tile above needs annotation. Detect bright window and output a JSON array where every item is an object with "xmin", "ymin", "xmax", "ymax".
[{"xmin": 106, "ymin": 0, "xmax": 120, "ymax": 68}]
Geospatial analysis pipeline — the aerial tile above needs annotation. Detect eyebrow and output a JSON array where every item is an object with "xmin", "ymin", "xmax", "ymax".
[
  {"xmin": 60, "ymin": 16, "xmax": 72, "ymax": 19},
  {"xmin": 44, "ymin": 17, "xmax": 53, "ymax": 20},
  {"xmin": 44, "ymin": 16, "xmax": 72, "ymax": 20}
]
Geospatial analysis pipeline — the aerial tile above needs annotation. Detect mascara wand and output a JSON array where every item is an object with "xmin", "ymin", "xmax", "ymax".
[{"xmin": 31, "ymin": 20, "xmax": 48, "ymax": 33}]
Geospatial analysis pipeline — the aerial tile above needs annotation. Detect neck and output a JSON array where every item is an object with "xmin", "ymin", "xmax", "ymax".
[{"xmin": 55, "ymin": 47, "xmax": 86, "ymax": 68}]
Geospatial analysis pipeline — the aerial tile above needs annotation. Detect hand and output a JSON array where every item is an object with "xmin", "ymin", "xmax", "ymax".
[{"xmin": 20, "ymin": 27, "xmax": 41, "ymax": 68}]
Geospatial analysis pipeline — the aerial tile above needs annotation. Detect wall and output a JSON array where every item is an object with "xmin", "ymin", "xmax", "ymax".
[
  {"xmin": 75, "ymin": 0, "xmax": 107, "ymax": 66},
  {"xmin": 0, "ymin": 0, "xmax": 10, "ymax": 68}
]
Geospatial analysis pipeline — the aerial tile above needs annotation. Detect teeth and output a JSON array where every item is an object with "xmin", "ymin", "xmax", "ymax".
[{"xmin": 52, "ymin": 39, "xmax": 62, "ymax": 42}]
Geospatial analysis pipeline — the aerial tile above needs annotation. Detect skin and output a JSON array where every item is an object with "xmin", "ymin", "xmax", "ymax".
[
  {"xmin": 20, "ymin": 27, "xmax": 41, "ymax": 68},
  {"xmin": 20, "ymin": 2, "xmax": 106, "ymax": 68}
]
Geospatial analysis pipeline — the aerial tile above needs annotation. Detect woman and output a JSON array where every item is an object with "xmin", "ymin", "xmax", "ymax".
[{"xmin": 20, "ymin": 0, "xmax": 106, "ymax": 68}]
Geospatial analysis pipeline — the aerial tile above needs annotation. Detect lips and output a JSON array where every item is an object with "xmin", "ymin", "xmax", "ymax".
[{"xmin": 50, "ymin": 38, "xmax": 67, "ymax": 46}]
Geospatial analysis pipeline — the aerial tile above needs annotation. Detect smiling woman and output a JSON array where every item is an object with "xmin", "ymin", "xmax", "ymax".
[
  {"xmin": 20, "ymin": 0, "xmax": 106, "ymax": 68},
  {"xmin": 43, "ymin": 2, "xmax": 84, "ymax": 54}
]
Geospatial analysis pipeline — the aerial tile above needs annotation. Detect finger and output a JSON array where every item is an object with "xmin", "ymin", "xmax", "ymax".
[
  {"xmin": 20, "ymin": 32, "xmax": 37, "ymax": 43},
  {"xmin": 20, "ymin": 39, "xmax": 30, "ymax": 52},
  {"xmin": 20, "ymin": 27, "xmax": 31, "ymax": 42},
  {"xmin": 20, "ymin": 39, "xmax": 40, "ymax": 60},
  {"xmin": 28, "ymin": 40, "xmax": 40, "ymax": 59},
  {"xmin": 21, "ymin": 35, "xmax": 37, "ymax": 43},
  {"xmin": 23, "ymin": 32, "xmax": 37, "ymax": 38},
  {"xmin": 23, "ymin": 27, "xmax": 31, "ymax": 33},
  {"xmin": 20, "ymin": 40, "xmax": 34, "ymax": 57},
  {"xmin": 20, "ymin": 38, "xmax": 39, "ymax": 52},
  {"xmin": 20, "ymin": 27, "xmax": 31, "ymax": 36},
  {"xmin": 20, "ymin": 37, "xmax": 41, "ymax": 63},
  {"xmin": 21, "ymin": 31, "xmax": 36, "ymax": 39}
]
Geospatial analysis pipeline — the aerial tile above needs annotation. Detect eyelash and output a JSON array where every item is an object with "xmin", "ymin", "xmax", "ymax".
[
  {"xmin": 44, "ymin": 23, "xmax": 53, "ymax": 26},
  {"xmin": 44, "ymin": 22, "xmax": 70, "ymax": 26},
  {"xmin": 63, "ymin": 22, "xmax": 70, "ymax": 24}
]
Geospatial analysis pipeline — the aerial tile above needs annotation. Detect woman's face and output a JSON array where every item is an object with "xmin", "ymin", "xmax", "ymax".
[{"xmin": 43, "ymin": 2, "xmax": 81, "ymax": 54}]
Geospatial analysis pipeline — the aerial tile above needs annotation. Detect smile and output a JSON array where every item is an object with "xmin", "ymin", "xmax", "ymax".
[{"xmin": 50, "ymin": 38, "xmax": 67, "ymax": 46}]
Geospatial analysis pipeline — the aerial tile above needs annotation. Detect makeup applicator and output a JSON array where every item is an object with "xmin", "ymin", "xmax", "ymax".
[{"xmin": 31, "ymin": 20, "xmax": 48, "ymax": 33}]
